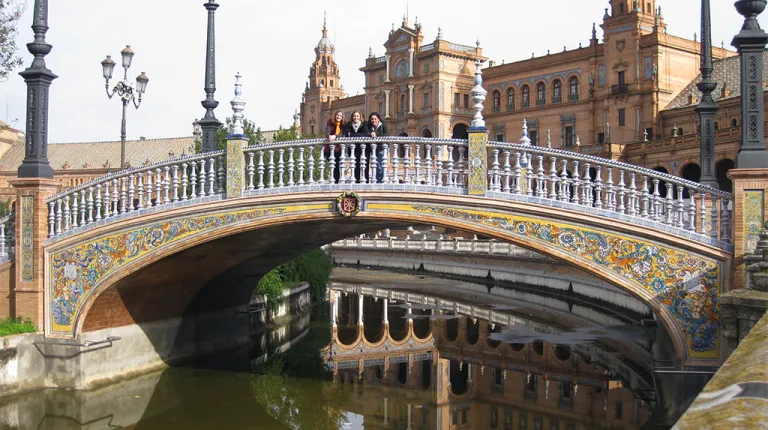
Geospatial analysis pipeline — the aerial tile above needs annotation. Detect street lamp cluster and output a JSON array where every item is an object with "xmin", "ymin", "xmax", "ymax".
[{"xmin": 101, "ymin": 46, "xmax": 149, "ymax": 169}]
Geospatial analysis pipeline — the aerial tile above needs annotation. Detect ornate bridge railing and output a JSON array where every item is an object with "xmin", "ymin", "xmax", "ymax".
[
  {"xmin": 331, "ymin": 236, "xmax": 547, "ymax": 260},
  {"xmin": 43, "ymin": 136, "xmax": 733, "ymax": 250}
]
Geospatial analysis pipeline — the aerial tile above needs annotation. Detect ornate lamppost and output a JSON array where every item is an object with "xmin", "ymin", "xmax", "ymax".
[
  {"xmin": 733, "ymin": 0, "xmax": 768, "ymax": 168},
  {"xmin": 17, "ymin": 0, "xmax": 57, "ymax": 179},
  {"xmin": 199, "ymin": 0, "xmax": 222, "ymax": 153},
  {"xmin": 696, "ymin": 0, "xmax": 718, "ymax": 188},
  {"xmin": 101, "ymin": 46, "xmax": 149, "ymax": 169}
]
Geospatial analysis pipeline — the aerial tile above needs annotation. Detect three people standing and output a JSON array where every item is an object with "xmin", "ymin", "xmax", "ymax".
[{"xmin": 325, "ymin": 110, "xmax": 388, "ymax": 183}]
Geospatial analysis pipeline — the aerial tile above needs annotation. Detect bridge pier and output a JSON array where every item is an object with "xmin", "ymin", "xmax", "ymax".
[
  {"xmin": 9, "ymin": 178, "xmax": 58, "ymax": 329},
  {"xmin": 728, "ymin": 169, "xmax": 768, "ymax": 289}
]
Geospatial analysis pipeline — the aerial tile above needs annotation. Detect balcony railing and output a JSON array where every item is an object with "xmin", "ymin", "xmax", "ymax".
[
  {"xmin": 536, "ymin": 99, "xmax": 546, "ymax": 106},
  {"xmin": 521, "ymin": 101, "xmax": 530, "ymax": 108},
  {"xmin": 492, "ymin": 106, "xmax": 501, "ymax": 113},
  {"xmin": 611, "ymin": 84, "xmax": 629, "ymax": 95},
  {"xmin": 506, "ymin": 104, "xmax": 515, "ymax": 111},
  {"xmin": 569, "ymin": 93, "xmax": 580, "ymax": 101},
  {"xmin": 552, "ymin": 96, "xmax": 562, "ymax": 104}
]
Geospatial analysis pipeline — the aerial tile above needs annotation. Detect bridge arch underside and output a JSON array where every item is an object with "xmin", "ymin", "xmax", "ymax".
[{"xmin": 45, "ymin": 192, "xmax": 730, "ymax": 364}]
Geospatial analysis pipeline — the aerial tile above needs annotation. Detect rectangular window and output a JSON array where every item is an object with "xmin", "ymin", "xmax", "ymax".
[
  {"xmin": 463, "ymin": 94, "xmax": 470, "ymax": 108},
  {"xmin": 565, "ymin": 126, "xmax": 574, "ymax": 147},
  {"xmin": 496, "ymin": 133, "xmax": 505, "ymax": 142},
  {"xmin": 530, "ymin": 130, "xmax": 538, "ymax": 146},
  {"xmin": 423, "ymin": 93, "xmax": 430, "ymax": 108},
  {"xmin": 619, "ymin": 108, "xmax": 626, "ymax": 126},
  {"xmin": 378, "ymin": 102, "xmax": 384, "ymax": 115},
  {"xmin": 645, "ymin": 127, "xmax": 653, "ymax": 140},
  {"xmin": 310, "ymin": 125, "xmax": 315, "ymax": 135},
  {"xmin": 618, "ymin": 71, "xmax": 626, "ymax": 86},
  {"xmin": 454, "ymin": 92, "xmax": 460, "ymax": 107},
  {"xmin": 598, "ymin": 132, "xmax": 605, "ymax": 144}
]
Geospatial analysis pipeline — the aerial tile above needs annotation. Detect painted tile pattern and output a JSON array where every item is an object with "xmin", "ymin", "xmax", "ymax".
[
  {"xmin": 743, "ymin": 190, "xmax": 764, "ymax": 253},
  {"xmin": 21, "ymin": 196, "xmax": 33, "ymax": 282},
  {"xmin": 407, "ymin": 204, "xmax": 722, "ymax": 358},
  {"xmin": 48, "ymin": 205, "xmax": 314, "ymax": 334},
  {"xmin": 468, "ymin": 132, "xmax": 487, "ymax": 195},
  {"xmin": 226, "ymin": 139, "xmax": 246, "ymax": 198}
]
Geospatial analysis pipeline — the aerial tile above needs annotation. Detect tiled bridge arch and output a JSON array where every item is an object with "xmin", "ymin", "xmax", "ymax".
[{"xmin": 45, "ymin": 189, "xmax": 731, "ymax": 364}]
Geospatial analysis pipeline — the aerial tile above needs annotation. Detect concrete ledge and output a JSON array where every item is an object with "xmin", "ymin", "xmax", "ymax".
[{"xmin": 673, "ymin": 309, "xmax": 768, "ymax": 429}]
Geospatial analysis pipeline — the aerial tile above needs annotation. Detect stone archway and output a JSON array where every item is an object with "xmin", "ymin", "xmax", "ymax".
[{"xmin": 452, "ymin": 123, "xmax": 469, "ymax": 139}]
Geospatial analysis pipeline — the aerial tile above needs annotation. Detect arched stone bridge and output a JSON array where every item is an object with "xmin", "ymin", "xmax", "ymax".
[{"xmin": 22, "ymin": 135, "xmax": 733, "ymax": 364}]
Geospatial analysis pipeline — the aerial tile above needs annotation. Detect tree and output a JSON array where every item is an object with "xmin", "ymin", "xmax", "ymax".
[
  {"xmin": 0, "ymin": 0, "xmax": 24, "ymax": 82},
  {"xmin": 272, "ymin": 124, "xmax": 299, "ymax": 142},
  {"xmin": 194, "ymin": 116, "xmax": 263, "ymax": 153}
]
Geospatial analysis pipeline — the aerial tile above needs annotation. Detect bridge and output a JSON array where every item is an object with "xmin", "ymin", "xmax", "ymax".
[{"xmin": 0, "ymin": 126, "xmax": 737, "ymax": 367}]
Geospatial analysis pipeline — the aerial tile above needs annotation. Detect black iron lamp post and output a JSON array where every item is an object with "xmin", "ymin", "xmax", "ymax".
[
  {"xmin": 17, "ymin": 0, "xmax": 57, "ymax": 179},
  {"xmin": 198, "ymin": 0, "xmax": 222, "ymax": 153},
  {"xmin": 101, "ymin": 46, "xmax": 150, "ymax": 169},
  {"xmin": 733, "ymin": 0, "xmax": 768, "ymax": 168},
  {"xmin": 696, "ymin": 0, "xmax": 719, "ymax": 188}
]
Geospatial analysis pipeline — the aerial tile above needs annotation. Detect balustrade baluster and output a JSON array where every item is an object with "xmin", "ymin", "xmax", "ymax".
[
  {"xmin": 536, "ymin": 156, "xmax": 545, "ymax": 198},
  {"xmin": 722, "ymin": 200, "xmax": 731, "ymax": 240},
  {"xmin": 571, "ymin": 161, "xmax": 581, "ymax": 204},
  {"xmin": 247, "ymin": 152, "xmax": 255, "ymax": 190},
  {"xmin": 284, "ymin": 147, "xmax": 294, "ymax": 186},
  {"xmin": 55, "ymin": 199, "xmax": 62, "ymax": 234},
  {"xmin": 581, "ymin": 162, "xmax": 591, "ymax": 205},
  {"xmin": 392, "ymin": 144, "xmax": 400, "ymax": 184},
  {"xmin": 687, "ymin": 195, "xmax": 697, "ymax": 231},
  {"xmin": 502, "ymin": 150, "xmax": 511, "ymax": 192},
  {"xmin": 549, "ymin": 157, "xmax": 558, "ymax": 200},
  {"xmin": 627, "ymin": 172, "xmax": 636, "ymax": 216},
  {"xmin": 448, "ymin": 145, "xmax": 456, "ymax": 187},
  {"xmin": 128, "ymin": 175, "xmax": 135, "ymax": 212},
  {"xmin": 491, "ymin": 149, "xmax": 501, "ymax": 192},
  {"xmin": 351, "ymin": 143, "xmax": 360, "ymax": 184},
  {"xmin": 338, "ymin": 144, "xmax": 347, "ymax": 184},
  {"xmin": 297, "ymin": 147, "xmax": 305, "ymax": 185},
  {"xmin": 257, "ymin": 151, "xmax": 266, "ymax": 189},
  {"xmin": 79, "ymin": 188, "xmax": 87, "ymax": 225},
  {"xmin": 208, "ymin": 157, "xmax": 216, "ymax": 195},
  {"xmin": 103, "ymin": 181, "xmax": 111, "ymax": 218},
  {"xmin": 513, "ymin": 152, "xmax": 522, "ymax": 195},
  {"xmin": 95, "ymin": 183, "xmax": 102, "ymax": 221},
  {"xmin": 87, "ymin": 187, "xmax": 94, "ymax": 224},
  {"xmin": 164, "ymin": 166, "xmax": 171, "ymax": 203},
  {"xmin": 414, "ymin": 144, "xmax": 422, "ymax": 185},
  {"xmin": 70, "ymin": 191, "xmax": 79, "ymax": 228},
  {"xmin": 617, "ymin": 170, "xmax": 626, "ymax": 213},
  {"xmin": 650, "ymin": 179, "xmax": 660, "ymax": 221},
  {"xmin": 308, "ymin": 145, "xmax": 316, "ymax": 185},
  {"xmin": 605, "ymin": 168, "xmax": 615, "ymax": 211},
  {"xmin": 48, "ymin": 201, "xmax": 55, "ymax": 237},
  {"xmin": 118, "ymin": 177, "xmax": 126, "ymax": 214},
  {"xmin": 675, "ymin": 186, "xmax": 685, "ymax": 228},
  {"xmin": 197, "ymin": 159, "xmax": 206, "ymax": 196},
  {"xmin": 217, "ymin": 156, "xmax": 225, "ymax": 194},
  {"xmin": 404, "ymin": 144, "xmax": 411, "ymax": 184},
  {"xmin": 458, "ymin": 146, "xmax": 467, "ymax": 185},
  {"xmin": 525, "ymin": 154, "xmax": 534, "ymax": 196},
  {"xmin": 155, "ymin": 168, "xmax": 163, "ymax": 203},
  {"xmin": 698, "ymin": 191, "xmax": 708, "ymax": 234},
  {"xmin": 664, "ymin": 183, "xmax": 674, "ymax": 225},
  {"xmin": 424, "ymin": 144, "xmax": 432, "ymax": 185},
  {"xmin": 435, "ymin": 146, "xmax": 444, "ymax": 186},
  {"xmin": 710, "ymin": 196, "xmax": 719, "ymax": 239},
  {"xmin": 63, "ymin": 195, "xmax": 71, "ymax": 231},
  {"xmin": 170, "ymin": 165, "xmax": 179, "ymax": 202},
  {"xmin": 369, "ymin": 143, "xmax": 377, "ymax": 184},
  {"xmin": 267, "ymin": 150, "xmax": 275, "ymax": 188},
  {"xmin": 111, "ymin": 178, "xmax": 119, "ymax": 214},
  {"xmin": 146, "ymin": 170, "xmax": 155, "ymax": 205},
  {"xmin": 560, "ymin": 160, "xmax": 569, "ymax": 202},
  {"xmin": 594, "ymin": 166, "xmax": 603, "ymax": 209},
  {"xmin": 181, "ymin": 162, "xmax": 190, "ymax": 200}
]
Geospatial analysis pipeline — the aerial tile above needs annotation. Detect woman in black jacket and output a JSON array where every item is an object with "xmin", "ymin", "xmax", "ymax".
[
  {"xmin": 345, "ymin": 110, "xmax": 369, "ymax": 182},
  {"xmin": 368, "ymin": 112, "xmax": 388, "ymax": 183}
]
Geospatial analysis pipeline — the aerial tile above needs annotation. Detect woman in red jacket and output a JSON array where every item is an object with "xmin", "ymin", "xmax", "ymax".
[{"xmin": 325, "ymin": 110, "xmax": 344, "ymax": 183}]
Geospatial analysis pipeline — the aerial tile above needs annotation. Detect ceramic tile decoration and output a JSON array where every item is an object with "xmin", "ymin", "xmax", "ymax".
[
  {"xmin": 743, "ymin": 190, "xmax": 763, "ymax": 253},
  {"xmin": 404, "ymin": 203, "xmax": 722, "ymax": 359},
  {"xmin": 468, "ymin": 132, "xmax": 488, "ymax": 195},
  {"xmin": 21, "ymin": 196, "xmax": 34, "ymax": 282}
]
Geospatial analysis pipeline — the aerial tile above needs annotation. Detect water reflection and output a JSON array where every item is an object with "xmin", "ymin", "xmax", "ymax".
[{"xmin": 0, "ymin": 271, "xmax": 700, "ymax": 429}]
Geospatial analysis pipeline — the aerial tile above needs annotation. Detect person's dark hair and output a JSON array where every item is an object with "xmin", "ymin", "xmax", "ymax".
[{"xmin": 369, "ymin": 112, "xmax": 383, "ymax": 123}]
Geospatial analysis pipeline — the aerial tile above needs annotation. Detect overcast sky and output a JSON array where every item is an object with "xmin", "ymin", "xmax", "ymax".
[{"xmin": 1, "ymin": 0, "xmax": 764, "ymax": 143}]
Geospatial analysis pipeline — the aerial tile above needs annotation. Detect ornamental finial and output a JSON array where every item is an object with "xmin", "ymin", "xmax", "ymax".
[
  {"xmin": 230, "ymin": 72, "xmax": 246, "ymax": 135},
  {"xmin": 520, "ymin": 119, "xmax": 531, "ymax": 145},
  {"xmin": 470, "ymin": 59, "xmax": 487, "ymax": 128}
]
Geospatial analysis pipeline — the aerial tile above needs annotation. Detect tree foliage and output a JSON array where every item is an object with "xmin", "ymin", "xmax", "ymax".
[
  {"xmin": 0, "ymin": 0, "xmax": 24, "ymax": 81},
  {"xmin": 254, "ymin": 248, "xmax": 333, "ymax": 308},
  {"xmin": 194, "ymin": 117, "xmax": 263, "ymax": 153}
]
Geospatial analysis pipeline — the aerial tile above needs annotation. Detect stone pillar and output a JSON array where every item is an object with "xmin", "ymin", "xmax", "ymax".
[
  {"xmin": 226, "ymin": 73, "xmax": 247, "ymax": 198},
  {"xmin": 407, "ymin": 403, "xmax": 412, "ymax": 429},
  {"xmin": 408, "ymin": 85, "xmax": 415, "ymax": 114},
  {"xmin": 331, "ymin": 291, "xmax": 338, "ymax": 328},
  {"xmin": 383, "ymin": 397, "xmax": 389, "ymax": 425},
  {"xmin": 733, "ymin": 0, "xmax": 768, "ymax": 168},
  {"xmin": 408, "ymin": 48, "xmax": 415, "ymax": 78},
  {"xmin": 385, "ymin": 55, "xmax": 391, "ymax": 83},
  {"xmin": 466, "ymin": 363, "xmax": 472, "ymax": 383},
  {"xmin": 468, "ymin": 57, "xmax": 488, "ymax": 196},
  {"xmin": 10, "ymin": 178, "xmax": 59, "ymax": 329},
  {"xmin": 728, "ymin": 169, "xmax": 768, "ymax": 289},
  {"xmin": 384, "ymin": 90, "xmax": 391, "ymax": 118},
  {"xmin": 358, "ymin": 294, "xmax": 364, "ymax": 326},
  {"xmin": 383, "ymin": 298, "xmax": 388, "ymax": 325}
]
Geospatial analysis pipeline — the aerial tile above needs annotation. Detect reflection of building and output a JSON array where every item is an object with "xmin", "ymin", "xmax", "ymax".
[
  {"xmin": 327, "ymin": 286, "xmax": 654, "ymax": 429},
  {"xmin": 299, "ymin": 2, "xmax": 757, "ymax": 190}
]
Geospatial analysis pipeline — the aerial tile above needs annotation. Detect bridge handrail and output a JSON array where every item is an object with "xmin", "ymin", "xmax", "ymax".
[
  {"xmin": 331, "ymin": 236, "xmax": 550, "ymax": 260},
  {"xmin": 243, "ymin": 136, "xmax": 471, "ymax": 152},
  {"xmin": 45, "ymin": 150, "xmax": 226, "ymax": 239},
  {"xmin": 487, "ymin": 140, "xmax": 732, "ymax": 200},
  {"xmin": 46, "ymin": 150, "xmax": 226, "ymax": 203}
]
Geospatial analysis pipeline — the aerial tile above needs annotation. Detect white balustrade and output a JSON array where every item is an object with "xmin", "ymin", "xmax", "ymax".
[
  {"xmin": 0, "ymin": 214, "xmax": 14, "ymax": 259},
  {"xmin": 46, "ymin": 151, "xmax": 225, "ymax": 238}
]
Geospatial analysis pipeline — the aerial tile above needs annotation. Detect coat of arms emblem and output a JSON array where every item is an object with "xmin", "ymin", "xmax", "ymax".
[
  {"xmin": 616, "ymin": 39, "xmax": 626, "ymax": 52},
  {"xmin": 336, "ymin": 192, "xmax": 362, "ymax": 217}
]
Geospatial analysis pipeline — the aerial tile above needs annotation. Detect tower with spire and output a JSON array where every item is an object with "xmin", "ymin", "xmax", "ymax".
[{"xmin": 300, "ymin": 13, "xmax": 346, "ymax": 137}]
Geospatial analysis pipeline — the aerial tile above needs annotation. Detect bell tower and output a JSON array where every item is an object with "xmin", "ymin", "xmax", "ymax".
[{"xmin": 300, "ymin": 14, "xmax": 346, "ymax": 137}]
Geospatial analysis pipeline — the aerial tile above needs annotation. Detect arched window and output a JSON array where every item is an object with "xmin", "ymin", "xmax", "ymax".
[
  {"xmin": 536, "ymin": 83, "xmax": 546, "ymax": 106},
  {"xmin": 395, "ymin": 60, "xmax": 410, "ymax": 78},
  {"xmin": 569, "ymin": 77, "xmax": 580, "ymax": 100},
  {"xmin": 507, "ymin": 88, "xmax": 515, "ymax": 110},
  {"xmin": 714, "ymin": 121, "xmax": 719, "ymax": 130},
  {"xmin": 552, "ymin": 80, "xmax": 562, "ymax": 103},
  {"xmin": 731, "ymin": 118, "xmax": 738, "ymax": 127},
  {"xmin": 522, "ymin": 85, "xmax": 530, "ymax": 108},
  {"xmin": 492, "ymin": 90, "xmax": 501, "ymax": 112},
  {"xmin": 400, "ymin": 94, "xmax": 406, "ymax": 113},
  {"xmin": 678, "ymin": 127, "xmax": 684, "ymax": 136}
]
